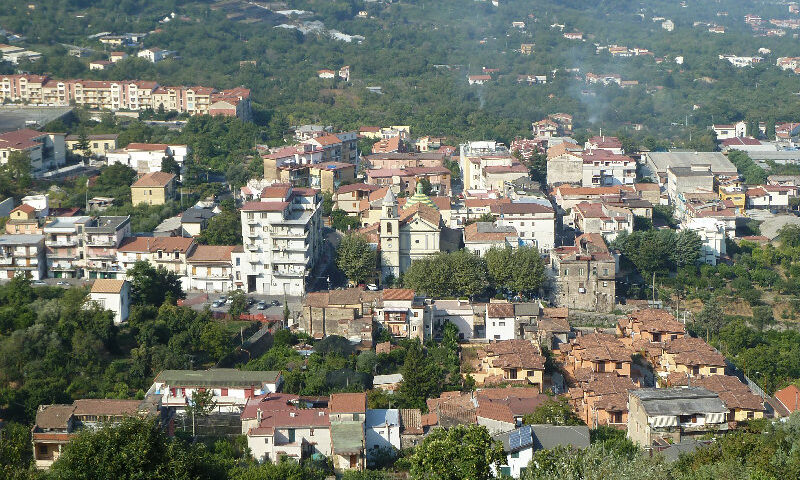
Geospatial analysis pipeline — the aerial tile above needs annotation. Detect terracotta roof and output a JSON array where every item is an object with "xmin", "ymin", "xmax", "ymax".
[
  {"xmin": 72, "ymin": 399, "xmax": 140, "ymax": 416},
  {"xmin": 491, "ymin": 202, "xmax": 554, "ymax": 215},
  {"xmin": 188, "ymin": 245, "xmax": 236, "ymax": 263},
  {"xmin": 476, "ymin": 386, "xmax": 544, "ymax": 400},
  {"xmin": 260, "ymin": 184, "xmax": 292, "ymax": 200},
  {"xmin": 400, "ymin": 408, "xmax": 423, "ymax": 435},
  {"xmin": 666, "ymin": 371, "xmax": 689, "ymax": 387},
  {"xmin": 240, "ymin": 201, "xmax": 289, "ymax": 212},
  {"xmin": 476, "ymin": 401, "xmax": 515, "ymax": 423},
  {"xmin": 90, "ymin": 279, "xmax": 126, "ymax": 294},
  {"xmin": 571, "ymin": 332, "xmax": 633, "ymax": 363},
  {"xmin": 125, "ymin": 143, "xmax": 168, "ymax": 151},
  {"xmin": 337, "ymin": 183, "xmax": 380, "ymax": 195},
  {"xmin": 621, "ymin": 309, "xmax": 686, "ymax": 335},
  {"xmin": 35, "ymin": 404, "xmax": 75, "ymax": 430},
  {"xmin": 464, "ymin": 222, "xmax": 517, "ymax": 243},
  {"xmin": 556, "ymin": 185, "xmax": 633, "ymax": 197},
  {"xmin": 240, "ymin": 393, "xmax": 301, "ymax": 420},
  {"xmin": 0, "ymin": 128, "xmax": 45, "ymax": 150},
  {"xmin": 692, "ymin": 375, "xmax": 764, "ymax": 411},
  {"xmin": 310, "ymin": 134, "xmax": 342, "ymax": 146},
  {"xmin": 117, "ymin": 236, "xmax": 195, "ymax": 253},
  {"xmin": 11, "ymin": 204, "xmax": 36, "ymax": 215},
  {"xmin": 131, "ymin": 171, "xmax": 175, "ymax": 188},
  {"xmin": 482, "ymin": 339, "xmax": 545, "ymax": 370},
  {"xmin": 543, "ymin": 307, "xmax": 568, "ymax": 319},
  {"xmin": 329, "ymin": 393, "xmax": 366, "ymax": 413},
  {"xmin": 398, "ymin": 203, "xmax": 441, "ymax": 226},
  {"xmin": 663, "ymin": 336, "xmax": 726, "ymax": 367},
  {"xmin": 775, "ymin": 385, "xmax": 800, "ymax": 413},
  {"xmin": 382, "ymin": 289, "xmax": 415, "ymax": 301},
  {"xmin": 487, "ymin": 302, "xmax": 515, "ymax": 318}
]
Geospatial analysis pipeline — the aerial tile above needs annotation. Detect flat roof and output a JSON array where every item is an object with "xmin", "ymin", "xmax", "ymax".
[
  {"xmin": 646, "ymin": 152, "xmax": 736, "ymax": 175},
  {"xmin": 154, "ymin": 369, "xmax": 280, "ymax": 387}
]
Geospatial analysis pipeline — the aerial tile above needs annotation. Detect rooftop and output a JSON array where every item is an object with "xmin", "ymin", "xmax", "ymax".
[
  {"xmin": 90, "ymin": 279, "xmax": 127, "ymax": 294},
  {"xmin": 631, "ymin": 387, "xmax": 728, "ymax": 416},
  {"xmin": 329, "ymin": 392, "xmax": 366, "ymax": 413},
  {"xmin": 154, "ymin": 369, "xmax": 280, "ymax": 387}
]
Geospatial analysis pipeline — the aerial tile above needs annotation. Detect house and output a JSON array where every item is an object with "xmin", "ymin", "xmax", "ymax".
[
  {"xmin": 536, "ymin": 311, "xmax": 571, "ymax": 350},
  {"xmin": 300, "ymin": 288, "xmax": 381, "ymax": 342},
  {"xmin": 180, "ymin": 207, "xmax": 217, "ymax": 237},
  {"xmin": 239, "ymin": 186, "xmax": 323, "ymax": 295},
  {"xmin": 546, "ymin": 150, "xmax": 584, "ymax": 186},
  {"xmin": 107, "ymin": 143, "xmax": 188, "ymax": 175},
  {"xmin": 485, "ymin": 302, "xmax": 517, "ymax": 341},
  {"xmin": 0, "ymin": 234, "xmax": 46, "ymax": 280},
  {"xmin": 334, "ymin": 183, "xmax": 381, "ymax": 217},
  {"xmin": 578, "ymin": 374, "xmax": 638, "ymax": 428},
  {"xmin": 83, "ymin": 216, "xmax": 131, "ymax": 280},
  {"xmin": 775, "ymin": 385, "xmax": 800, "ymax": 415},
  {"xmin": 187, "ymin": 245, "xmax": 238, "ymax": 293},
  {"xmin": 627, "ymin": 387, "xmax": 729, "ymax": 447},
  {"xmin": 472, "ymin": 340, "xmax": 546, "ymax": 390},
  {"xmin": 746, "ymin": 185, "xmax": 797, "ymax": 210},
  {"xmin": 491, "ymin": 202, "xmax": 556, "ymax": 254},
  {"xmin": 399, "ymin": 409, "xmax": 426, "ymax": 448},
  {"xmin": 429, "ymin": 299, "xmax": 483, "ymax": 341},
  {"xmin": 563, "ymin": 32, "xmax": 584, "ymax": 40},
  {"xmin": 712, "ymin": 121, "xmax": 747, "ymax": 140},
  {"xmin": 137, "ymin": 47, "xmax": 171, "ymax": 63},
  {"xmin": 89, "ymin": 60, "xmax": 112, "ymax": 70},
  {"xmin": 492, "ymin": 425, "xmax": 590, "ymax": 478},
  {"xmin": 374, "ymin": 288, "xmax": 426, "ymax": 340},
  {"xmin": 585, "ymin": 136, "xmax": 624, "ymax": 155},
  {"xmin": 684, "ymin": 218, "xmax": 727, "ymax": 265},
  {"xmin": 371, "ymin": 136, "xmax": 404, "ymax": 154},
  {"xmin": 463, "ymin": 222, "xmax": 519, "ymax": 256},
  {"xmin": 131, "ymin": 171, "xmax": 176, "ymax": 206},
  {"xmin": 117, "ymin": 236, "xmax": 196, "ymax": 280},
  {"xmin": 6, "ymin": 204, "xmax": 41, "ymax": 234},
  {"xmin": 568, "ymin": 332, "xmax": 633, "ymax": 378},
  {"xmin": 667, "ymin": 164, "xmax": 714, "ymax": 204},
  {"xmin": 44, "ymin": 216, "xmax": 92, "ymax": 278},
  {"xmin": 692, "ymin": 375, "xmax": 765, "ymax": 422},
  {"xmin": 109, "ymin": 51, "xmax": 128, "ymax": 62},
  {"xmin": 318, "ymin": 69, "xmax": 336, "ymax": 79},
  {"xmin": 571, "ymin": 201, "xmax": 633, "ymax": 242},
  {"xmin": 372, "ymin": 373, "xmax": 403, "ymax": 393},
  {"xmin": 617, "ymin": 309, "xmax": 685, "ymax": 343},
  {"xmin": 365, "ymin": 409, "xmax": 401, "ymax": 463},
  {"xmin": 89, "ymin": 279, "xmax": 131, "ymax": 324},
  {"xmin": 308, "ymin": 162, "xmax": 356, "ymax": 192},
  {"xmin": 550, "ymin": 233, "xmax": 616, "ymax": 313},
  {"xmin": 581, "ymin": 151, "xmax": 636, "ymax": 186},
  {"xmin": 32, "ymin": 399, "xmax": 144, "ymax": 469},
  {"xmin": 0, "ymin": 128, "xmax": 66, "ymax": 177},
  {"xmin": 329, "ymin": 393, "xmax": 367, "ymax": 471},
  {"xmin": 660, "ymin": 336, "xmax": 726, "ymax": 378},
  {"xmin": 147, "ymin": 369, "xmax": 282, "ymax": 414},
  {"xmin": 475, "ymin": 389, "xmax": 548, "ymax": 434},
  {"xmin": 65, "ymin": 133, "xmax": 119, "ymax": 156},
  {"xmin": 468, "ymin": 75, "xmax": 492, "ymax": 85}
]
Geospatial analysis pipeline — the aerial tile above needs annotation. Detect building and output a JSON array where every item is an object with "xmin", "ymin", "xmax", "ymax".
[
  {"xmin": 463, "ymin": 222, "xmax": 519, "ymax": 256},
  {"xmin": 180, "ymin": 207, "xmax": 217, "ymax": 237},
  {"xmin": 684, "ymin": 218, "xmax": 727, "ymax": 265},
  {"xmin": 775, "ymin": 385, "xmax": 800, "ymax": 414},
  {"xmin": 300, "ymin": 289, "xmax": 380, "ymax": 342},
  {"xmin": 568, "ymin": 332, "xmax": 633, "ymax": 378},
  {"xmin": 334, "ymin": 183, "xmax": 381, "ymax": 217},
  {"xmin": 363, "ymin": 152, "xmax": 445, "ymax": 170},
  {"xmin": 429, "ymin": 299, "xmax": 483, "ymax": 341},
  {"xmin": 660, "ymin": 336, "xmax": 726, "ymax": 378},
  {"xmin": 107, "ymin": 143, "xmax": 188, "ymax": 175},
  {"xmin": 627, "ymin": 387, "xmax": 729, "ymax": 447},
  {"xmin": 32, "ymin": 399, "xmax": 144, "ymax": 469},
  {"xmin": 329, "ymin": 393, "xmax": 367, "ymax": 471},
  {"xmin": 691, "ymin": 375, "xmax": 765, "ymax": 422},
  {"xmin": 372, "ymin": 374, "xmax": 403, "ymax": 393},
  {"xmin": 571, "ymin": 201, "xmax": 633, "ymax": 241},
  {"xmin": 491, "ymin": 202, "xmax": 555, "ymax": 254},
  {"xmin": 131, "ymin": 171, "xmax": 176, "ymax": 206},
  {"xmin": 239, "ymin": 186, "xmax": 323, "ymax": 295},
  {"xmin": 617, "ymin": 309, "xmax": 686, "ymax": 343},
  {"xmin": 147, "ymin": 369, "xmax": 282, "ymax": 414},
  {"xmin": 187, "ymin": 245, "xmax": 238, "ymax": 293},
  {"xmin": 137, "ymin": 47, "xmax": 171, "ymax": 63},
  {"xmin": 5, "ymin": 203, "xmax": 41, "ymax": 235},
  {"xmin": 89, "ymin": 279, "xmax": 131, "ymax": 324},
  {"xmin": 308, "ymin": 162, "xmax": 356, "ymax": 192},
  {"xmin": 547, "ymin": 151, "xmax": 584, "ymax": 186},
  {"xmin": 117, "ymin": 236, "xmax": 196, "ymax": 278},
  {"xmin": 472, "ymin": 340, "xmax": 546, "ymax": 390},
  {"xmin": 43, "ymin": 216, "xmax": 92, "ymax": 278},
  {"xmin": 365, "ymin": 409, "xmax": 401, "ymax": 463},
  {"xmin": 643, "ymin": 152, "xmax": 737, "ymax": 183},
  {"xmin": 550, "ymin": 233, "xmax": 616, "ymax": 313},
  {"xmin": 485, "ymin": 302, "xmax": 517, "ymax": 341},
  {"xmin": 459, "ymin": 141, "xmax": 521, "ymax": 191},
  {"xmin": 578, "ymin": 374, "xmax": 638, "ymax": 428},
  {"xmin": 303, "ymin": 132, "xmax": 358, "ymax": 164},
  {"xmin": 493, "ymin": 425, "xmax": 590, "ymax": 478},
  {"xmin": 581, "ymin": 151, "xmax": 636, "ymax": 186},
  {"xmin": 83, "ymin": 216, "xmax": 131, "ymax": 279},
  {"xmin": 711, "ymin": 121, "xmax": 747, "ymax": 140},
  {"xmin": 667, "ymin": 164, "xmax": 715, "ymax": 204},
  {"xmin": 0, "ymin": 234, "xmax": 46, "ymax": 280},
  {"xmin": 65, "ymin": 133, "xmax": 119, "ymax": 156},
  {"xmin": 374, "ymin": 288, "xmax": 426, "ymax": 340},
  {"xmin": 0, "ymin": 128, "xmax": 66, "ymax": 177}
]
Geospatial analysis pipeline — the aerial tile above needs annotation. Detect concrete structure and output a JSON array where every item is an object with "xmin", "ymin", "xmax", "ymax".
[
  {"xmin": 43, "ymin": 216, "xmax": 91, "ymax": 278},
  {"xmin": 147, "ymin": 369, "xmax": 282, "ymax": 414},
  {"xmin": 491, "ymin": 202, "xmax": 555, "ymax": 254},
  {"xmin": 82, "ymin": 216, "xmax": 131, "ymax": 279},
  {"xmin": 667, "ymin": 164, "xmax": 715, "ymax": 204},
  {"xmin": 0, "ymin": 128, "xmax": 66, "ymax": 177},
  {"xmin": 65, "ymin": 133, "xmax": 119, "ymax": 156},
  {"xmin": 187, "ymin": 245, "xmax": 238, "ymax": 293},
  {"xmin": 550, "ymin": 233, "xmax": 616, "ymax": 313},
  {"xmin": 581, "ymin": 151, "xmax": 636, "ymax": 186},
  {"xmin": 493, "ymin": 425, "xmax": 590, "ymax": 478},
  {"xmin": 239, "ymin": 186, "xmax": 323, "ymax": 295},
  {"xmin": 711, "ymin": 121, "xmax": 747, "ymax": 140},
  {"xmin": 684, "ymin": 218, "xmax": 727, "ymax": 265},
  {"xmin": 643, "ymin": 152, "xmax": 737, "ymax": 183},
  {"xmin": 89, "ymin": 278, "xmax": 131, "ymax": 324},
  {"xmin": 463, "ymin": 222, "xmax": 519, "ymax": 255},
  {"xmin": 547, "ymin": 151, "xmax": 583, "ymax": 186},
  {"xmin": 131, "ymin": 171, "xmax": 176, "ymax": 206},
  {"xmin": 572, "ymin": 201, "xmax": 633, "ymax": 242},
  {"xmin": 627, "ymin": 388, "xmax": 728, "ymax": 448},
  {"xmin": 365, "ymin": 409, "xmax": 401, "ymax": 462},
  {"xmin": 107, "ymin": 143, "xmax": 188, "ymax": 175},
  {"xmin": 0, "ymin": 234, "xmax": 46, "ymax": 280},
  {"xmin": 329, "ymin": 393, "xmax": 367, "ymax": 471},
  {"xmin": 459, "ymin": 141, "xmax": 524, "ymax": 191}
]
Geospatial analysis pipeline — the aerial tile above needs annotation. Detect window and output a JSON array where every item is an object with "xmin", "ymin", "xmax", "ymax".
[
  {"xmin": 353, "ymin": 413, "xmax": 360, "ymax": 421},
  {"xmin": 612, "ymin": 412, "xmax": 623, "ymax": 424},
  {"xmin": 747, "ymin": 411, "xmax": 755, "ymax": 420},
  {"xmin": 709, "ymin": 367, "xmax": 717, "ymax": 374},
  {"xmin": 602, "ymin": 281, "xmax": 608, "ymax": 287},
  {"xmin": 310, "ymin": 428, "xmax": 314, "ymax": 436},
  {"xmin": 615, "ymin": 362, "xmax": 623, "ymax": 370},
  {"xmin": 499, "ymin": 321, "xmax": 505, "ymax": 326},
  {"xmin": 511, "ymin": 451, "xmax": 519, "ymax": 459},
  {"xmin": 386, "ymin": 223, "xmax": 392, "ymax": 234}
]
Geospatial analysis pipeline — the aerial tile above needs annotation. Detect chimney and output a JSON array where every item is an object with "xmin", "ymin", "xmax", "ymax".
[{"xmin": 257, "ymin": 409, "xmax": 262, "ymax": 423}]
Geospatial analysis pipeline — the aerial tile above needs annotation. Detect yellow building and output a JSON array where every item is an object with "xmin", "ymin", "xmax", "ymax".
[
  {"xmin": 660, "ymin": 336, "xmax": 726, "ymax": 378},
  {"xmin": 65, "ymin": 133, "xmax": 119, "ymax": 157},
  {"xmin": 719, "ymin": 190, "xmax": 746, "ymax": 211},
  {"xmin": 131, "ymin": 171, "xmax": 176, "ymax": 206},
  {"xmin": 309, "ymin": 162, "xmax": 356, "ymax": 193}
]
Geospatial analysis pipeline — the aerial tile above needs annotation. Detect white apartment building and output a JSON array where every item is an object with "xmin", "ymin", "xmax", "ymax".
[
  {"xmin": 43, "ymin": 216, "xmax": 92, "ymax": 278},
  {"xmin": 0, "ymin": 234, "xmax": 47, "ymax": 280},
  {"xmin": 459, "ymin": 141, "xmax": 519, "ymax": 191},
  {"xmin": 490, "ymin": 202, "xmax": 556, "ymax": 254},
  {"xmin": 106, "ymin": 143, "xmax": 188, "ymax": 174},
  {"xmin": 186, "ymin": 245, "xmax": 238, "ymax": 293},
  {"xmin": 684, "ymin": 218, "xmax": 726, "ymax": 266},
  {"xmin": 581, "ymin": 151, "xmax": 636, "ymax": 187},
  {"xmin": 239, "ymin": 186, "xmax": 323, "ymax": 296}
]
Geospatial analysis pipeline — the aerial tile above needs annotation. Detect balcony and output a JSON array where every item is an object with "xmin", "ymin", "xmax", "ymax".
[
  {"xmin": 45, "ymin": 239, "xmax": 78, "ymax": 247},
  {"xmin": 86, "ymin": 239, "xmax": 115, "ymax": 247}
]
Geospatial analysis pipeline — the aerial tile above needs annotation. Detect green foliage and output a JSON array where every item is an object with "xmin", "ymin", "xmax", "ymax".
[
  {"xmin": 520, "ymin": 444, "xmax": 667, "ymax": 480},
  {"xmin": 336, "ymin": 234, "xmax": 377, "ymax": 285},
  {"xmin": 187, "ymin": 389, "xmax": 218, "ymax": 419},
  {"xmin": 403, "ymin": 250, "xmax": 489, "ymax": 298},
  {"xmin": 227, "ymin": 290, "xmax": 248, "ymax": 319},
  {"xmin": 522, "ymin": 397, "xmax": 585, "ymax": 426},
  {"xmin": 728, "ymin": 151, "xmax": 767, "ymax": 185},
  {"xmin": 161, "ymin": 155, "xmax": 180, "ymax": 176},
  {"xmin": 0, "ymin": 422, "xmax": 32, "ymax": 474},
  {"xmin": 408, "ymin": 424, "xmax": 504, "ymax": 480},
  {"xmin": 91, "ymin": 164, "xmax": 138, "ymax": 204},
  {"xmin": 198, "ymin": 209, "xmax": 243, "ymax": 246},
  {"xmin": 693, "ymin": 295, "xmax": 726, "ymax": 338},
  {"xmin": 590, "ymin": 425, "xmax": 639, "ymax": 458},
  {"xmin": 127, "ymin": 261, "xmax": 185, "ymax": 306},
  {"xmin": 398, "ymin": 340, "xmax": 441, "ymax": 410},
  {"xmin": 615, "ymin": 229, "xmax": 701, "ymax": 278},
  {"xmin": 0, "ymin": 151, "xmax": 32, "ymax": 198},
  {"xmin": 778, "ymin": 225, "xmax": 800, "ymax": 248},
  {"xmin": 330, "ymin": 209, "xmax": 360, "ymax": 232},
  {"xmin": 485, "ymin": 246, "xmax": 545, "ymax": 296}
]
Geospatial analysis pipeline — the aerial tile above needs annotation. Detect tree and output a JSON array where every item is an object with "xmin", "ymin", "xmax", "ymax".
[
  {"xmin": 50, "ymin": 417, "xmax": 226, "ymax": 479},
  {"xmin": 161, "ymin": 154, "xmax": 180, "ymax": 176},
  {"xmin": 187, "ymin": 388, "xmax": 218, "ymax": 437},
  {"xmin": 398, "ymin": 339, "xmax": 439, "ymax": 410},
  {"xmin": 127, "ymin": 261, "xmax": 185, "ymax": 306},
  {"xmin": 509, "ymin": 246, "xmax": 545, "ymax": 295},
  {"xmin": 198, "ymin": 209, "xmax": 242, "ymax": 245},
  {"xmin": 336, "ymin": 234, "xmax": 377, "ymax": 286},
  {"xmin": 0, "ymin": 422, "xmax": 32, "ymax": 474},
  {"xmin": 520, "ymin": 444, "xmax": 666, "ymax": 480},
  {"xmin": 76, "ymin": 129, "xmax": 90, "ymax": 157},
  {"xmin": 330, "ymin": 209, "xmax": 360, "ymax": 231},
  {"xmin": 449, "ymin": 249, "xmax": 489, "ymax": 298},
  {"xmin": 523, "ymin": 397, "xmax": 585, "ymax": 426},
  {"xmin": 418, "ymin": 177, "xmax": 433, "ymax": 195},
  {"xmin": 228, "ymin": 290, "xmax": 248, "ymax": 319},
  {"xmin": 408, "ymin": 424, "xmax": 504, "ymax": 480},
  {"xmin": 693, "ymin": 295, "xmax": 725, "ymax": 337},
  {"xmin": 778, "ymin": 224, "xmax": 800, "ymax": 248},
  {"xmin": 673, "ymin": 229, "xmax": 702, "ymax": 268}
]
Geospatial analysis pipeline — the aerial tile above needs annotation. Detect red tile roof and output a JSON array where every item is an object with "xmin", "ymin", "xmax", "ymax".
[
  {"xmin": 117, "ymin": 236, "xmax": 195, "ymax": 253},
  {"xmin": 131, "ymin": 171, "xmax": 175, "ymax": 188},
  {"xmin": 241, "ymin": 201, "xmax": 289, "ymax": 212},
  {"xmin": 382, "ymin": 289, "xmax": 415, "ymax": 301},
  {"xmin": 329, "ymin": 393, "xmax": 366, "ymax": 413},
  {"xmin": 188, "ymin": 245, "xmax": 237, "ymax": 263},
  {"xmin": 490, "ymin": 202, "xmax": 554, "ymax": 215}
]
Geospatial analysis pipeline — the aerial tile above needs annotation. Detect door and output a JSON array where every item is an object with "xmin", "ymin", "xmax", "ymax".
[
  {"xmin": 350, "ymin": 455, "xmax": 358, "ymax": 469},
  {"xmin": 247, "ymin": 275, "xmax": 257, "ymax": 293}
]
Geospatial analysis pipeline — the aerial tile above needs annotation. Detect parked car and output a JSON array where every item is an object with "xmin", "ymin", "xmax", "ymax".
[
  {"xmin": 366, "ymin": 284, "xmax": 379, "ymax": 291},
  {"xmin": 57, "ymin": 281, "xmax": 70, "ymax": 286},
  {"xmin": 270, "ymin": 300, "xmax": 281, "ymax": 307},
  {"xmin": 32, "ymin": 280, "xmax": 46, "ymax": 286},
  {"xmin": 225, "ymin": 297, "xmax": 234, "ymax": 305},
  {"xmin": 212, "ymin": 297, "xmax": 227, "ymax": 308},
  {"xmin": 256, "ymin": 301, "xmax": 267, "ymax": 310}
]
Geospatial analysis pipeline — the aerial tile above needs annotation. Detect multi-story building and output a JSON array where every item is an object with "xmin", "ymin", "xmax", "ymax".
[
  {"xmin": 89, "ymin": 279, "xmax": 132, "ymax": 324},
  {"xmin": 571, "ymin": 201, "xmax": 634, "ymax": 242},
  {"xmin": 303, "ymin": 132, "xmax": 358, "ymax": 164},
  {"xmin": 581, "ymin": 151, "xmax": 636, "ymax": 186},
  {"xmin": 5, "ymin": 204, "xmax": 42, "ymax": 234},
  {"xmin": 551, "ymin": 233, "xmax": 616, "ymax": 313},
  {"xmin": 117, "ymin": 236, "xmax": 196, "ymax": 277},
  {"xmin": 83, "ymin": 216, "xmax": 131, "ymax": 279},
  {"xmin": 463, "ymin": 222, "xmax": 519, "ymax": 256},
  {"xmin": 490, "ymin": 202, "xmax": 555, "ymax": 254},
  {"xmin": 329, "ymin": 393, "xmax": 367, "ymax": 471},
  {"xmin": 373, "ymin": 288, "xmax": 426, "ymax": 340},
  {"xmin": 0, "ymin": 234, "xmax": 46, "ymax": 280},
  {"xmin": 186, "ymin": 245, "xmax": 239, "ymax": 293},
  {"xmin": 472, "ymin": 340, "xmax": 546, "ymax": 390},
  {"xmin": 107, "ymin": 143, "xmax": 188, "ymax": 175},
  {"xmin": 43, "ymin": 216, "xmax": 91, "ymax": 278},
  {"xmin": 459, "ymin": 141, "xmax": 517, "ymax": 191},
  {"xmin": 131, "ymin": 171, "xmax": 176, "ymax": 206},
  {"xmin": 0, "ymin": 128, "xmax": 66, "ymax": 177},
  {"xmin": 239, "ymin": 185, "xmax": 323, "ymax": 295}
]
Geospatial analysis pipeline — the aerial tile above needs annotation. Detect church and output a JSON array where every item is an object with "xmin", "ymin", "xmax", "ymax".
[{"xmin": 359, "ymin": 182, "xmax": 461, "ymax": 282}]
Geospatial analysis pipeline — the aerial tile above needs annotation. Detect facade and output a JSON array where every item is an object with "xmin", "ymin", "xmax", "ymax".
[
  {"xmin": 627, "ymin": 387, "xmax": 729, "ymax": 447},
  {"xmin": 147, "ymin": 369, "xmax": 282, "ymax": 414},
  {"xmin": 667, "ymin": 164, "xmax": 715, "ymax": 203},
  {"xmin": 65, "ymin": 133, "xmax": 119, "ymax": 156},
  {"xmin": 329, "ymin": 393, "xmax": 367, "ymax": 471},
  {"xmin": 374, "ymin": 288, "xmax": 426, "ymax": 340},
  {"xmin": 300, "ymin": 289, "xmax": 380, "ymax": 343},
  {"xmin": 711, "ymin": 121, "xmax": 747, "ymax": 140},
  {"xmin": 239, "ymin": 186, "xmax": 323, "ymax": 295},
  {"xmin": 82, "ymin": 216, "xmax": 131, "ymax": 279},
  {"xmin": 187, "ymin": 245, "xmax": 238, "ymax": 293},
  {"xmin": 6, "ymin": 204, "xmax": 41, "ymax": 235},
  {"xmin": 0, "ymin": 234, "xmax": 46, "ymax": 280},
  {"xmin": 572, "ymin": 201, "xmax": 633, "ymax": 242},
  {"xmin": 89, "ymin": 279, "xmax": 131, "ymax": 324},
  {"xmin": 684, "ymin": 218, "xmax": 727, "ymax": 265},
  {"xmin": 551, "ymin": 233, "xmax": 616, "ymax": 313},
  {"xmin": 43, "ymin": 216, "xmax": 91, "ymax": 278},
  {"xmin": 472, "ymin": 340, "xmax": 546, "ymax": 390},
  {"xmin": 463, "ymin": 222, "xmax": 519, "ymax": 256},
  {"xmin": 660, "ymin": 336, "xmax": 727, "ymax": 378},
  {"xmin": 459, "ymin": 141, "xmax": 521, "ymax": 191},
  {"xmin": 107, "ymin": 143, "xmax": 188, "ymax": 175},
  {"xmin": 491, "ymin": 202, "xmax": 555, "ymax": 254},
  {"xmin": 365, "ymin": 409, "xmax": 401, "ymax": 463},
  {"xmin": 493, "ymin": 425, "xmax": 590, "ymax": 478},
  {"xmin": 0, "ymin": 128, "xmax": 66, "ymax": 177},
  {"xmin": 117, "ymin": 236, "xmax": 196, "ymax": 278},
  {"xmin": 131, "ymin": 171, "xmax": 176, "ymax": 206},
  {"xmin": 308, "ymin": 162, "xmax": 356, "ymax": 192},
  {"xmin": 581, "ymin": 151, "xmax": 636, "ymax": 186},
  {"xmin": 546, "ymin": 152, "xmax": 584, "ymax": 186}
]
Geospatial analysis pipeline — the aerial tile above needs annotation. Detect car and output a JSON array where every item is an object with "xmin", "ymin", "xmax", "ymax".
[
  {"xmin": 248, "ymin": 298, "xmax": 256, "ymax": 306},
  {"xmin": 366, "ymin": 284, "xmax": 379, "ymax": 291},
  {"xmin": 256, "ymin": 301, "xmax": 267, "ymax": 310},
  {"xmin": 32, "ymin": 280, "xmax": 47, "ymax": 286},
  {"xmin": 57, "ymin": 281, "xmax": 70, "ymax": 286},
  {"xmin": 212, "ymin": 297, "xmax": 227, "ymax": 307},
  {"xmin": 226, "ymin": 297, "xmax": 234, "ymax": 305},
  {"xmin": 270, "ymin": 300, "xmax": 281, "ymax": 307}
]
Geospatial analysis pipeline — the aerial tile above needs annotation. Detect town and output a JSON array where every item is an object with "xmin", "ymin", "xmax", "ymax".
[{"xmin": 3, "ymin": 0, "xmax": 800, "ymax": 479}]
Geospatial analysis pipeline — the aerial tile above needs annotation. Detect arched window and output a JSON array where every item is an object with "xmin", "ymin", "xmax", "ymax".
[{"xmin": 386, "ymin": 222, "xmax": 392, "ymax": 234}]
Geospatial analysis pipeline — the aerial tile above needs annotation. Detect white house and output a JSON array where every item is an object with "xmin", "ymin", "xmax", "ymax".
[
  {"xmin": 106, "ymin": 143, "xmax": 188, "ymax": 174},
  {"xmin": 746, "ymin": 185, "xmax": 796, "ymax": 209},
  {"xmin": 137, "ymin": 47, "xmax": 171, "ymax": 63},
  {"xmin": 493, "ymin": 425, "xmax": 590, "ymax": 478},
  {"xmin": 186, "ymin": 245, "xmax": 237, "ymax": 293},
  {"xmin": 365, "ymin": 409, "xmax": 401, "ymax": 462},
  {"xmin": 712, "ymin": 121, "xmax": 747, "ymax": 140},
  {"xmin": 89, "ymin": 279, "xmax": 131, "ymax": 324},
  {"xmin": 430, "ymin": 299, "xmax": 481, "ymax": 341},
  {"xmin": 491, "ymin": 202, "xmax": 556, "ymax": 254},
  {"xmin": 485, "ymin": 302, "xmax": 516, "ymax": 341},
  {"xmin": 684, "ymin": 218, "xmax": 727, "ymax": 266}
]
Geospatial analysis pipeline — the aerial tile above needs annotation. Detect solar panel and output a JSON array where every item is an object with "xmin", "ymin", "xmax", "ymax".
[{"xmin": 509, "ymin": 429, "xmax": 521, "ymax": 450}]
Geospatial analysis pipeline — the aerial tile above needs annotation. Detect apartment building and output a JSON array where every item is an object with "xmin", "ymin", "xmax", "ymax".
[
  {"xmin": 239, "ymin": 185, "xmax": 323, "ymax": 296},
  {"xmin": 187, "ymin": 245, "xmax": 239, "ymax": 293},
  {"xmin": 117, "ymin": 236, "xmax": 196, "ymax": 277},
  {"xmin": 83, "ymin": 216, "xmax": 131, "ymax": 279},
  {"xmin": 5, "ymin": 204, "xmax": 41, "ymax": 234},
  {"xmin": 571, "ymin": 201, "xmax": 634, "ymax": 242},
  {"xmin": 490, "ymin": 202, "xmax": 555, "ymax": 254},
  {"xmin": 459, "ymin": 141, "xmax": 528, "ymax": 191},
  {"xmin": 43, "ymin": 216, "xmax": 92, "ymax": 278},
  {"xmin": 0, "ymin": 234, "xmax": 46, "ymax": 280},
  {"xmin": 551, "ymin": 233, "xmax": 616, "ymax": 313},
  {"xmin": 0, "ymin": 128, "xmax": 66, "ymax": 177},
  {"xmin": 303, "ymin": 132, "xmax": 358, "ymax": 164},
  {"xmin": 581, "ymin": 151, "xmax": 636, "ymax": 186}
]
